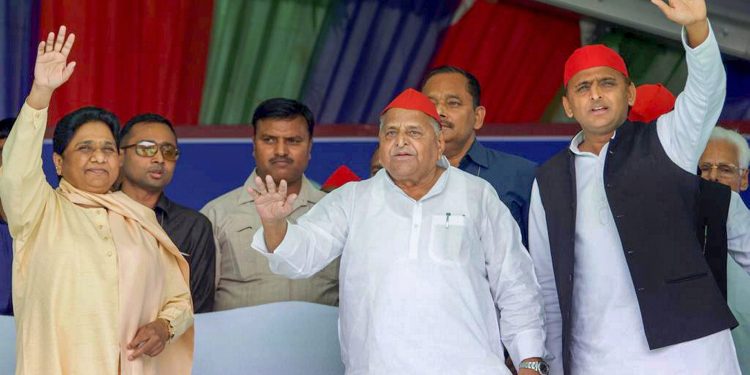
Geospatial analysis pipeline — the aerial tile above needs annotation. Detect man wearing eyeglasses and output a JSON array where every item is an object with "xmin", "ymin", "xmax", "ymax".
[
  {"xmin": 119, "ymin": 113, "xmax": 217, "ymax": 313},
  {"xmin": 698, "ymin": 126, "xmax": 750, "ymax": 374}
]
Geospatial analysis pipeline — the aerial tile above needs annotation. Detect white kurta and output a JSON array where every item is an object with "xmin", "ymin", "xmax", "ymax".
[
  {"xmin": 727, "ymin": 192, "xmax": 750, "ymax": 374},
  {"xmin": 528, "ymin": 25, "xmax": 742, "ymax": 374},
  {"xmin": 252, "ymin": 160, "xmax": 545, "ymax": 374}
]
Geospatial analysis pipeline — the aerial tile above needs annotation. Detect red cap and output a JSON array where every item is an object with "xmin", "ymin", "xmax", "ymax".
[
  {"xmin": 381, "ymin": 88, "xmax": 440, "ymax": 124},
  {"xmin": 564, "ymin": 44, "xmax": 628, "ymax": 86},
  {"xmin": 628, "ymin": 83, "xmax": 675, "ymax": 123},
  {"xmin": 321, "ymin": 165, "xmax": 361, "ymax": 190}
]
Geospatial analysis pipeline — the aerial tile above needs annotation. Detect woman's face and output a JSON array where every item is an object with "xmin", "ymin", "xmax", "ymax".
[{"xmin": 53, "ymin": 121, "xmax": 122, "ymax": 194}]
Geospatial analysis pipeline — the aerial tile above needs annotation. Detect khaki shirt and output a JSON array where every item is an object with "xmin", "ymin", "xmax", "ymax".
[{"xmin": 201, "ymin": 171, "xmax": 339, "ymax": 311}]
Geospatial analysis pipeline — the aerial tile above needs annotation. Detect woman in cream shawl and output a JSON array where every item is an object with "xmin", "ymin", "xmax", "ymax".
[{"xmin": 0, "ymin": 26, "xmax": 193, "ymax": 374}]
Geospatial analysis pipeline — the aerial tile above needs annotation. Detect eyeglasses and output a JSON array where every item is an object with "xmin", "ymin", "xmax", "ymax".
[
  {"xmin": 121, "ymin": 140, "xmax": 180, "ymax": 161},
  {"xmin": 698, "ymin": 162, "xmax": 745, "ymax": 179}
]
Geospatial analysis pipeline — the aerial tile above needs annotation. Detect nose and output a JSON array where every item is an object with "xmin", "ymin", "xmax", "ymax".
[
  {"xmin": 274, "ymin": 140, "xmax": 288, "ymax": 156},
  {"xmin": 91, "ymin": 149, "xmax": 107, "ymax": 163},
  {"xmin": 395, "ymin": 131, "xmax": 408, "ymax": 147},
  {"xmin": 589, "ymin": 83, "xmax": 601, "ymax": 100},
  {"xmin": 151, "ymin": 148, "xmax": 165, "ymax": 163},
  {"xmin": 705, "ymin": 167, "xmax": 720, "ymax": 181}
]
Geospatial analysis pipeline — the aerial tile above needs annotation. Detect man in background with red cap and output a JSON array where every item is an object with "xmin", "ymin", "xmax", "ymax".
[
  {"xmin": 249, "ymin": 88, "xmax": 548, "ymax": 374},
  {"xmin": 528, "ymin": 0, "xmax": 742, "ymax": 373}
]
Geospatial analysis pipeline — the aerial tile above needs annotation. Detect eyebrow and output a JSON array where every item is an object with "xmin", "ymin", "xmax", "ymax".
[{"xmin": 75, "ymin": 140, "xmax": 116, "ymax": 147}]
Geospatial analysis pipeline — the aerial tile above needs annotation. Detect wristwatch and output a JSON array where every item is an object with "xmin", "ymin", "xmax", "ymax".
[{"xmin": 519, "ymin": 360, "xmax": 549, "ymax": 374}]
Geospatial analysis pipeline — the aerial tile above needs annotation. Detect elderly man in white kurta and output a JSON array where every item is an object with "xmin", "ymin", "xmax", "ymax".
[{"xmin": 249, "ymin": 88, "xmax": 548, "ymax": 374}]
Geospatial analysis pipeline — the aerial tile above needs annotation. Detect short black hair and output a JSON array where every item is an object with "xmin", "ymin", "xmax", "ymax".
[
  {"xmin": 53, "ymin": 106, "xmax": 120, "ymax": 155},
  {"xmin": 0, "ymin": 118, "xmax": 16, "ymax": 139},
  {"xmin": 423, "ymin": 65, "xmax": 481, "ymax": 108},
  {"xmin": 119, "ymin": 113, "xmax": 176, "ymax": 146},
  {"xmin": 251, "ymin": 98, "xmax": 315, "ymax": 137}
]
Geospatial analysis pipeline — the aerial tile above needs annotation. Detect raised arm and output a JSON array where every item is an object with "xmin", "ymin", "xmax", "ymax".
[
  {"xmin": 653, "ymin": 0, "xmax": 726, "ymax": 172},
  {"xmin": 0, "ymin": 26, "xmax": 77, "ymax": 243}
]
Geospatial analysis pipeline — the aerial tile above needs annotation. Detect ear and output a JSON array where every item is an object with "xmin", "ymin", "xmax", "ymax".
[
  {"xmin": 741, "ymin": 169, "xmax": 749, "ymax": 192},
  {"xmin": 562, "ymin": 95, "xmax": 574, "ymax": 118},
  {"xmin": 473, "ymin": 106, "xmax": 486, "ymax": 131},
  {"xmin": 52, "ymin": 152, "xmax": 64, "ymax": 176},
  {"xmin": 627, "ymin": 82, "xmax": 637, "ymax": 107}
]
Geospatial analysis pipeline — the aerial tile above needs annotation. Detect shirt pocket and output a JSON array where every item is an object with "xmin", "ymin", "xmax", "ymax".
[{"xmin": 428, "ymin": 214, "xmax": 470, "ymax": 266}]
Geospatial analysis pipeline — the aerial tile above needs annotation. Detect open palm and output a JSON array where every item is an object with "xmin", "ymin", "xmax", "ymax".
[
  {"xmin": 34, "ymin": 25, "xmax": 76, "ymax": 90},
  {"xmin": 248, "ymin": 175, "xmax": 297, "ymax": 222},
  {"xmin": 651, "ymin": 0, "xmax": 707, "ymax": 26}
]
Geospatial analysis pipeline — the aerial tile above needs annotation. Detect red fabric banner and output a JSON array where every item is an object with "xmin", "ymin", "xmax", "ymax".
[
  {"xmin": 429, "ymin": 0, "xmax": 581, "ymax": 123},
  {"xmin": 39, "ymin": 0, "xmax": 213, "ymax": 126}
]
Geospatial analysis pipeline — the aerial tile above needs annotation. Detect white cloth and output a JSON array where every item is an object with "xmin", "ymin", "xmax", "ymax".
[
  {"xmin": 727, "ymin": 192, "xmax": 750, "ymax": 374},
  {"xmin": 528, "ymin": 25, "xmax": 741, "ymax": 374},
  {"xmin": 252, "ymin": 160, "xmax": 545, "ymax": 374}
]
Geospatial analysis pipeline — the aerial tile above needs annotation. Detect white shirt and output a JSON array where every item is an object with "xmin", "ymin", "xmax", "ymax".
[
  {"xmin": 529, "ymin": 25, "xmax": 742, "ymax": 374},
  {"xmin": 253, "ymin": 160, "xmax": 545, "ymax": 374}
]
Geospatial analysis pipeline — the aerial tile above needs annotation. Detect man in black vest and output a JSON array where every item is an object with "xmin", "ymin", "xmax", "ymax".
[{"xmin": 528, "ymin": 0, "xmax": 743, "ymax": 373}]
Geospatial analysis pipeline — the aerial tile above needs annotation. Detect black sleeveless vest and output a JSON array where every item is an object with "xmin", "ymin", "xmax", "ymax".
[{"xmin": 536, "ymin": 121, "xmax": 737, "ymax": 374}]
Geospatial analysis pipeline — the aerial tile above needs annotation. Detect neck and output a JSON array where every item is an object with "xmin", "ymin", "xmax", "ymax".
[
  {"xmin": 120, "ymin": 181, "xmax": 163, "ymax": 209},
  {"xmin": 0, "ymin": 201, "xmax": 5, "ymax": 222},
  {"xmin": 285, "ymin": 178, "xmax": 304, "ymax": 196},
  {"xmin": 578, "ymin": 131, "xmax": 614, "ymax": 155},
  {"xmin": 393, "ymin": 167, "xmax": 445, "ymax": 201},
  {"xmin": 444, "ymin": 135, "xmax": 475, "ymax": 167}
]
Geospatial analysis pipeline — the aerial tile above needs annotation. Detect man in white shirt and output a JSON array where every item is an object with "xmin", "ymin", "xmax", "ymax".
[
  {"xmin": 250, "ymin": 88, "xmax": 547, "ymax": 374},
  {"xmin": 698, "ymin": 126, "xmax": 750, "ymax": 374},
  {"xmin": 528, "ymin": 0, "xmax": 744, "ymax": 373}
]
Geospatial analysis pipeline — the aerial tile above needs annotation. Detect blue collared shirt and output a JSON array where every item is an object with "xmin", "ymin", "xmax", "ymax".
[
  {"xmin": 458, "ymin": 140, "xmax": 536, "ymax": 247},
  {"xmin": 0, "ymin": 219, "xmax": 12, "ymax": 315}
]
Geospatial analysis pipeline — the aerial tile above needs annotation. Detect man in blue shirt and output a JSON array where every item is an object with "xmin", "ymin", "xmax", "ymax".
[
  {"xmin": 0, "ymin": 117, "xmax": 15, "ymax": 315},
  {"xmin": 422, "ymin": 66, "xmax": 536, "ymax": 245}
]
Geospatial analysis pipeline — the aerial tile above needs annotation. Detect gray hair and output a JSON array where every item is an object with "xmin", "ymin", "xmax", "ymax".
[
  {"xmin": 378, "ymin": 115, "xmax": 441, "ymax": 136},
  {"xmin": 708, "ymin": 126, "xmax": 750, "ymax": 169}
]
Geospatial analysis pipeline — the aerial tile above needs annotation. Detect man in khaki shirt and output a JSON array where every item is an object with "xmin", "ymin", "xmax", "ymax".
[{"xmin": 202, "ymin": 98, "xmax": 339, "ymax": 311}]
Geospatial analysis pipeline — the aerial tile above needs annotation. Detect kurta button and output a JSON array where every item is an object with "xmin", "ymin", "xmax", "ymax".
[
  {"xmin": 103, "ymin": 236, "xmax": 109, "ymax": 241},
  {"xmin": 637, "ymin": 287, "xmax": 645, "ymax": 292},
  {"xmin": 627, "ymin": 250, "xmax": 634, "ymax": 255},
  {"xmin": 569, "ymin": 274, "xmax": 573, "ymax": 281},
  {"xmin": 106, "ymin": 251, "xmax": 112, "ymax": 257},
  {"xmin": 608, "ymin": 150, "xmax": 614, "ymax": 155}
]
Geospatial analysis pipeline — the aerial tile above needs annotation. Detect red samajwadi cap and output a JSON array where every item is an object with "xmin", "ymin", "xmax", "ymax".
[
  {"xmin": 321, "ymin": 165, "xmax": 361, "ymax": 190},
  {"xmin": 564, "ymin": 44, "xmax": 629, "ymax": 87},
  {"xmin": 628, "ymin": 83, "xmax": 676, "ymax": 123},
  {"xmin": 381, "ymin": 88, "xmax": 440, "ymax": 124}
]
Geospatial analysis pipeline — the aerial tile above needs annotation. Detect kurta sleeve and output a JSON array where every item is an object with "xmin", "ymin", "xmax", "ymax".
[
  {"xmin": 481, "ymin": 182, "xmax": 546, "ymax": 367},
  {"xmin": 727, "ymin": 192, "xmax": 750, "ymax": 273},
  {"xmin": 527, "ymin": 180, "xmax": 564, "ymax": 374},
  {"xmin": 157, "ymin": 250, "xmax": 194, "ymax": 339},
  {"xmin": 656, "ymin": 22, "xmax": 726, "ymax": 173},
  {"xmin": 251, "ymin": 183, "xmax": 351, "ymax": 279},
  {"xmin": 0, "ymin": 103, "xmax": 55, "ymax": 248}
]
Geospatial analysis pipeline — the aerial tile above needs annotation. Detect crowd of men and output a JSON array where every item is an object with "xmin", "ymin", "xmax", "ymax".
[{"xmin": 1, "ymin": 0, "xmax": 749, "ymax": 374}]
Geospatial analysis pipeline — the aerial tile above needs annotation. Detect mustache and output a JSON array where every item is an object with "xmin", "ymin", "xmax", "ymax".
[
  {"xmin": 440, "ymin": 120, "xmax": 454, "ymax": 129},
  {"xmin": 270, "ymin": 156, "xmax": 294, "ymax": 164},
  {"xmin": 147, "ymin": 166, "xmax": 165, "ymax": 173}
]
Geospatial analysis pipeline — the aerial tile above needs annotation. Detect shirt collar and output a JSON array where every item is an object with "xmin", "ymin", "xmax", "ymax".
[
  {"xmin": 154, "ymin": 193, "xmax": 171, "ymax": 218},
  {"xmin": 462, "ymin": 139, "xmax": 490, "ymax": 168},
  {"xmin": 382, "ymin": 156, "xmax": 451, "ymax": 202},
  {"xmin": 569, "ymin": 130, "xmax": 617, "ymax": 156}
]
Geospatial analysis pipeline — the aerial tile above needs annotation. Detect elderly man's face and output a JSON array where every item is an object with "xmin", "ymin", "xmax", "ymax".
[
  {"xmin": 422, "ymin": 73, "xmax": 484, "ymax": 155},
  {"xmin": 379, "ymin": 108, "xmax": 444, "ymax": 184},
  {"xmin": 563, "ymin": 66, "xmax": 636, "ymax": 137},
  {"xmin": 699, "ymin": 139, "xmax": 749, "ymax": 192},
  {"xmin": 253, "ymin": 116, "xmax": 312, "ymax": 186}
]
